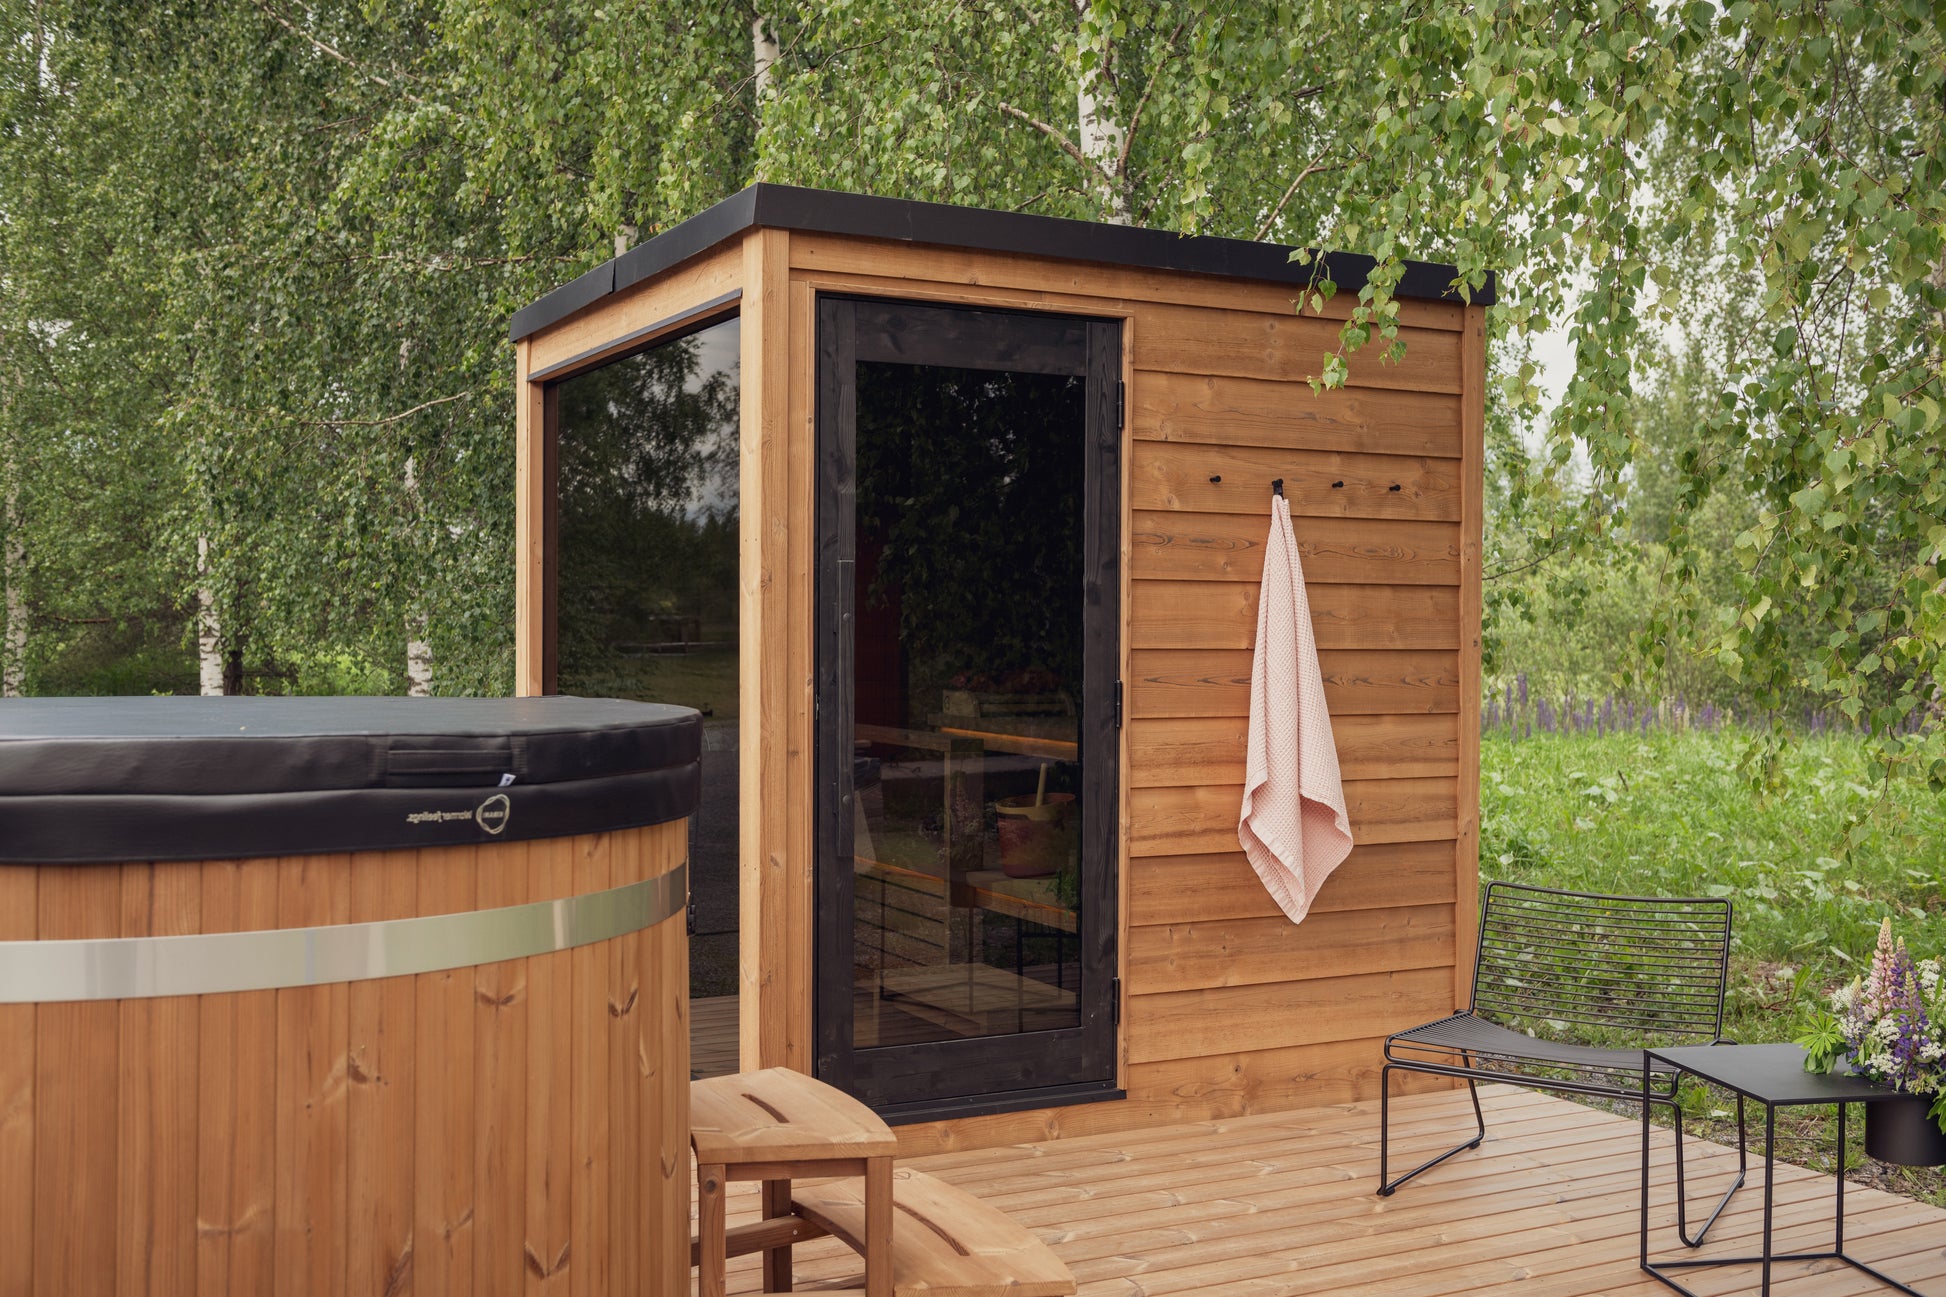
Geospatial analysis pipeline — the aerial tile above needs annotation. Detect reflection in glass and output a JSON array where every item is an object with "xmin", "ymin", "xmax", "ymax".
[
  {"xmin": 554, "ymin": 317, "xmax": 740, "ymax": 1077},
  {"xmin": 849, "ymin": 360, "xmax": 1087, "ymax": 1050}
]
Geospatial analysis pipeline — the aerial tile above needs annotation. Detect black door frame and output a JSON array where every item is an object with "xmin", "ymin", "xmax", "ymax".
[{"xmin": 813, "ymin": 294, "xmax": 1123, "ymax": 1123}]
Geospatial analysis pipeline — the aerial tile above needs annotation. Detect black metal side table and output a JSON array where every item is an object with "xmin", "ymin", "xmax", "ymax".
[{"xmin": 1641, "ymin": 1042, "xmax": 1927, "ymax": 1296}]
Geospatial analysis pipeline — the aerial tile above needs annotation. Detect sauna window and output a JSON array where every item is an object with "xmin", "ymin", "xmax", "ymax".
[{"xmin": 551, "ymin": 316, "xmax": 740, "ymax": 1076}]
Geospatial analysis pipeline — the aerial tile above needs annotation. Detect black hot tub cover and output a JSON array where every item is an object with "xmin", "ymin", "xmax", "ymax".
[{"xmin": 0, "ymin": 696, "xmax": 702, "ymax": 863}]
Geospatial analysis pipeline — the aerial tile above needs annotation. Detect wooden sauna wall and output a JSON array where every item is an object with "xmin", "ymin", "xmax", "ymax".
[
  {"xmin": 0, "ymin": 823, "xmax": 689, "ymax": 1297},
  {"xmin": 772, "ymin": 232, "xmax": 1486, "ymax": 1153}
]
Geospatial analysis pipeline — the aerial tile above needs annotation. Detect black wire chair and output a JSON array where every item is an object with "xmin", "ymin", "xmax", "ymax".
[{"xmin": 1378, "ymin": 881, "xmax": 1747, "ymax": 1246}]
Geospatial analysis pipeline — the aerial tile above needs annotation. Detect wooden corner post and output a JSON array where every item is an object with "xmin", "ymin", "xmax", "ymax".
[
  {"xmin": 513, "ymin": 338, "xmax": 548, "ymax": 697},
  {"xmin": 738, "ymin": 226, "xmax": 805, "ymax": 1072},
  {"xmin": 1454, "ymin": 303, "xmax": 1487, "ymax": 1007}
]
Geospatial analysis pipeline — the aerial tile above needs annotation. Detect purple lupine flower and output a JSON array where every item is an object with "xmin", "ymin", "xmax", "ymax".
[
  {"xmin": 1536, "ymin": 698, "xmax": 1554, "ymax": 733},
  {"xmin": 1517, "ymin": 673, "xmax": 1528, "ymax": 706},
  {"xmin": 1867, "ymin": 937, "xmax": 1932, "ymax": 1092}
]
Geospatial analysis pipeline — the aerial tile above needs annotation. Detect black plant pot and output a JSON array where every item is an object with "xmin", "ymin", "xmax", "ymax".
[{"xmin": 1864, "ymin": 1094, "xmax": 1946, "ymax": 1167}]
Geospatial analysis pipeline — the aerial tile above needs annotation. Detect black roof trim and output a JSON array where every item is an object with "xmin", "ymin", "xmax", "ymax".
[
  {"xmin": 510, "ymin": 183, "xmax": 1495, "ymax": 342},
  {"xmin": 615, "ymin": 186, "xmax": 760, "ymax": 294},
  {"xmin": 510, "ymin": 258, "xmax": 614, "ymax": 342}
]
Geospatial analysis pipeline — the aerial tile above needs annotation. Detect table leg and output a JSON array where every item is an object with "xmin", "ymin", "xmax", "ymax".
[
  {"xmin": 699, "ymin": 1162, "xmax": 728, "ymax": 1297},
  {"xmin": 1640, "ymin": 1053, "xmax": 1654, "ymax": 1275},
  {"xmin": 763, "ymin": 1177, "xmax": 793, "ymax": 1292},
  {"xmin": 1835, "ymin": 1100, "xmax": 1847, "ymax": 1256},
  {"xmin": 1761, "ymin": 1106, "xmax": 1776, "ymax": 1297}
]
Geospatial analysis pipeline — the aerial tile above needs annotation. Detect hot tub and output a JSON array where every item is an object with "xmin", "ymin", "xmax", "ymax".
[{"xmin": 0, "ymin": 695, "xmax": 698, "ymax": 1296}]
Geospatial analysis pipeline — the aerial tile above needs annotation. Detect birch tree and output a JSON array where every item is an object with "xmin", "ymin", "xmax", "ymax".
[
  {"xmin": 751, "ymin": 0, "xmax": 1944, "ymax": 784},
  {"xmin": 1072, "ymin": 1, "xmax": 1130, "ymax": 223},
  {"xmin": 0, "ymin": 0, "xmax": 1935, "ymax": 754}
]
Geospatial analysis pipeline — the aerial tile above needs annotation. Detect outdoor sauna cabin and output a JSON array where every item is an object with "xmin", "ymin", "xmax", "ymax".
[
  {"xmin": 511, "ymin": 185, "xmax": 1488, "ymax": 1151},
  {"xmin": 0, "ymin": 696, "xmax": 699, "ymax": 1296}
]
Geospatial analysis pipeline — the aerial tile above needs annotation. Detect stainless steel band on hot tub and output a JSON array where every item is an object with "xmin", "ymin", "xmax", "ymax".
[{"xmin": 0, "ymin": 862, "xmax": 686, "ymax": 1004}]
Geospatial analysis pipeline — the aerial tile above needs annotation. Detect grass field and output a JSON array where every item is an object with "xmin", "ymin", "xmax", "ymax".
[
  {"xmin": 558, "ymin": 642, "xmax": 739, "ymax": 718},
  {"xmin": 1481, "ymin": 728, "xmax": 1946, "ymax": 1204}
]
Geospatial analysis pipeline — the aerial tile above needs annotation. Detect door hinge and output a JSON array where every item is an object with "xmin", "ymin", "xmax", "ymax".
[
  {"xmin": 1114, "ymin": 679, "xmax": 1124, "ymax": 729},
  {"xmin": 1115, "ymin": 380, "xmax": 1126, "ymax": 431},
  {"xmin": 1112, "ymin": 977, "xmax": 1122, "ymax": 1025}
]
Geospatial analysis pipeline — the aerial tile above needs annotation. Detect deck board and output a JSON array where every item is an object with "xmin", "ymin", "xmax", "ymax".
[{"xmin": 690, "ymin": 1085, "xmax": 1946, "ymax": 1295}]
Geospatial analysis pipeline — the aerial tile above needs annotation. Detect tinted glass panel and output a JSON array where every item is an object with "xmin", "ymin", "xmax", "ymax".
[
  {"xmin": 554, "ymin": 317, "xmax": 739, "ymax": 1077},
  {"xmin": 849, "ymin": 360, "xmax": 1087, "ymax": 1050}
]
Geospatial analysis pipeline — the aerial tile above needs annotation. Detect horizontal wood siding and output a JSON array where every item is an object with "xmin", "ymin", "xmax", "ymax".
[
  {"xmin": 1130, "ymin": 648, "xmax": 1462, "ymax": 718},
  {"xmin": 1128, "ymin": 714, "xmax": 1458, "ymax": 787},
  {"xmin": 1133, "ymin": 371, "xmax": 1462, "ymax": 457},
  {"xmin": 1131, "ymin": 512, "xmax": 1460, "ymax": 585},
  {"xmin": 1131, "ymin": 305, "xmax": 1463, "ymax": 393},
  {"xmin": 1103, "ymin": 278, "xmax": 1473, "ymax": 1154},
  {"xmin": 1129, "ymin": 581, "xmax": 1461, "ymax": 651}
]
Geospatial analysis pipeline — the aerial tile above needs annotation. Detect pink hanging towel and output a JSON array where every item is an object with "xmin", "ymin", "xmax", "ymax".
[{"xmin": 1237, "ymin": 492, "xmax": 1354, "ymax": 924}]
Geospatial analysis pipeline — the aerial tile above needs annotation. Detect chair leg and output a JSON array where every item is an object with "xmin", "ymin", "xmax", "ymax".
[
  {"xmin": 863, "ymin": 1155, "xmax": 893, "ymax": 1297},
  {"xmin": 1672, "ymin": 1089, "xmax": 1747, "ymax": 1247},
  {"xmin": 698, "ymin": 1162, "xmax": 728, "ymax": 1297},
  {"xmin": 762, "ymin": 1177, "xmax": 793, "ymax": 1291},
  {"xmin": 1376, "ymin": 1061, "xmax": 1487, "ymax": 1197}
]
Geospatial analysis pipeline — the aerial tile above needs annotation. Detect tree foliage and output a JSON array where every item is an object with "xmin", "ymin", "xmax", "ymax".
[{"xmin": 0, "ymin": 0, "xmax": 1939, "ymax": 794}]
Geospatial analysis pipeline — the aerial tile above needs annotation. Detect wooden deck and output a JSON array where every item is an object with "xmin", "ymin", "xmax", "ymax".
[{"xmin": 691, "ymin": 1084, "xmax": 1946, "ymax": 1295}]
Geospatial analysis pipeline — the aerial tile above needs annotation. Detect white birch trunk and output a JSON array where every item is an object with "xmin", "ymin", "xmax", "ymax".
[
  {"xmin": 752, "ymin": 14, "xmax": 779, "ymax": 101},
  {"xmin": 1075, "ymin": 0, "xmax": 1130, "ymax": 224},
  {"xmin": 403, "ymin": 455, "xmax": 432, "ymax": 696},
  {"xmin": 406, "ymin": 613, "xmax": 432, "ymax": 696},
  {"xmin": 3, "ymin": 477, "xmax": 24, "ymax": 697},
  {"xmin": 196, "ymin": 534, "xmax": 224, "ymax": 696}
]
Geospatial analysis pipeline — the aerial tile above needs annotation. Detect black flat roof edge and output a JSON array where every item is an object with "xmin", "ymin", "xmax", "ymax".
[{"xmin": 510, "ymin": 183, "xmax": 1496, "ymax": 342}]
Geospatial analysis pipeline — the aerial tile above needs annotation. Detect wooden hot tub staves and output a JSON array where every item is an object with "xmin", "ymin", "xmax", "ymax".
[{"xmin": 0, "ymin": 822, "xmax": 690, "ymax": 1297}]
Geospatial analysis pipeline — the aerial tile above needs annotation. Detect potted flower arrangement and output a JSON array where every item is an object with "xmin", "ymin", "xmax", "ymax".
[{"xmin": 1797, "ymin": 918, "xmax": 1946, "ymax": 1166}]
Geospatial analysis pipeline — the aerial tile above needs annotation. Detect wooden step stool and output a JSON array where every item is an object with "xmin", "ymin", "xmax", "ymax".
[
  {"xmin": 792, "ymin": 1167, "xmax": 1076, "ymax": 1297},
  {"xmin": 690, "ymin": 1067, "xmax": 897, "ymax": 1297}
]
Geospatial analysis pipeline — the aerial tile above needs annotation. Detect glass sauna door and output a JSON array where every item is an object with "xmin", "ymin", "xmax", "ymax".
[{"xmin": 814, "ymin": 297, "xmax": 1121, "ymax": 1118}]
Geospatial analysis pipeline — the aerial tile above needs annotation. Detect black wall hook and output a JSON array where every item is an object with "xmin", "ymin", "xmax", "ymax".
[
  {"xmin": 1209, "ymin": 474, "xmax": 1222, "ymax": 484},
  {"xmin": 1271, "ymin": 478, "xmax": 1284, "ymax": 498},
  {"xmin": 1389, "ymin": 483, "xmax": 1403, "ymax": 492},
  {"xmin": 1331, "ymin": 480, "xmax": 1345, "ymax": 489}
]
